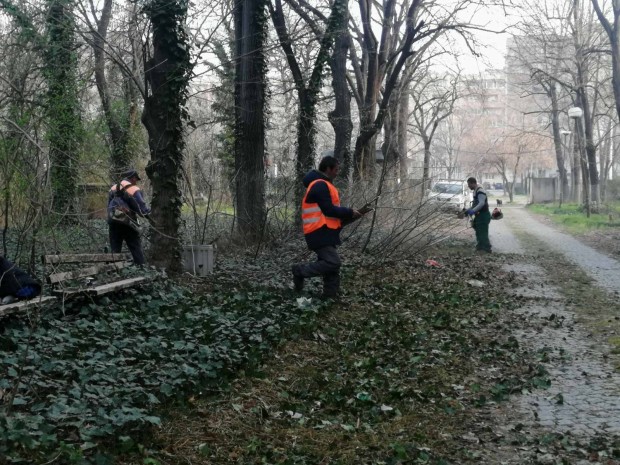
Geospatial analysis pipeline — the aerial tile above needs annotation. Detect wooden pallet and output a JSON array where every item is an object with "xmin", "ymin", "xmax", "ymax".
[
  {"xmin": 0, "ymin": 254, "xmax": 147, "ymax": 319},
  {"xmin": 43, "ymin": 253, "xmax": 147, "ymax": 299},
  {"xmin": 0, "ymin": 296, "xmax": 58, "ymax": 318}
]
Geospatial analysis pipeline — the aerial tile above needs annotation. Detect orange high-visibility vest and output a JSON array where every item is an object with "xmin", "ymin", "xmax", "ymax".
[
  {"xmin": 301, "ymin": 179, "xmax": 342, "ymax": 234},
  {"xmin": 110, "ymin": 180, "xmax": 140, "ymax": 198}
]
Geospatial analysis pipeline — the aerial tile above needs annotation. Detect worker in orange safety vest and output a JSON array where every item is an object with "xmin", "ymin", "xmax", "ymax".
[
  {"xmin": 107, "ymin": 169, "xmax": 151, "ymax": 265},
  {"xmin": 291, "ymin": 156, "xmax": 365, "ymax": 299}
]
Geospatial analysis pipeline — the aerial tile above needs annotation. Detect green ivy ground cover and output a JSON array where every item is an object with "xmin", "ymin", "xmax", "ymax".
[
  {"xmin": 137, "ymin": 253, "xmax": 556, "ymax": 464},
  {"xmin": 0, "ymin": 279, "xmax": 324, "ymax": 463}
]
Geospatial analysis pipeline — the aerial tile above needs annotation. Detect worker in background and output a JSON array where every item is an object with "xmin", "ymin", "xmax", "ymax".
[
  {"xmin": 466, "ymin": 176, "xmax": 492, "ymax": 253},
  {"xmin": 291, "ymin": 156, "xmax": 365, "ymax": 299},
  {"xmin": 107, "ymin": 169, "xmax": 151, "ymax": 265}
]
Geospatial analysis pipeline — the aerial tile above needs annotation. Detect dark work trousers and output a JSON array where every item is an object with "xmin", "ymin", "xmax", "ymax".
[
  {"xmin": 296, "ymin": 245, "xmax": 342, "ymax": 296},
  {"xmin": 472, "ymin": 210, "xmax": 492, "ymax": 252},
  {"xmin": 109, "ymin": 222, "xmax": 146, "ymax": 265}
]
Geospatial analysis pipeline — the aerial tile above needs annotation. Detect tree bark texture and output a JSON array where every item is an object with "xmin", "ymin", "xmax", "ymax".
[
  {"xmin": 92, "ymin": 0, "xmax": 136, "ymax": 180},
  {"xmin": 382, "ymin": 91, "xmax": 400, "ymax": 168},
  {"xmin": 549, "ymin": 85, "xmax": 569, "ymax": 203},
  {"xmin": 234, "ymin": 0, "xmax": 268, "ymax": 241},
  {"xmin": 591, "ymin": 0, "xmax": 620, "ymax": 129},
  {"xmin": 573, "ymin": 0, "xmax": 599, "ymax": 204},
  {"xmin": 142, "ymin": 0, "xmax": 192, "ymax": 272},
  {"xmin": 270, "ymin": 0, "xmax": 348, "ymax": 206},
  {"xmin": 397, "ymin": 83, "xmax": 409, "ymax": 182},
  {"xmin": 352, "ymin": 0, "xmax": 424, "ymax": 180},
  {"xmin": 328, "ymin": 25, "xmax": 353, "ymax": 179},
  {"xmin": 421, "ymin": 136, "xmax": 432, "ymax": 195},
  {"xmin": 576, "ymin": 85, "xmax": 600, "ymax": 203}
]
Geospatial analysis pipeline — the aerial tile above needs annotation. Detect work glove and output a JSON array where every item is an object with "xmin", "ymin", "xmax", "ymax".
[{"xmin": 466, "ymin": 209, "xmax": 475, "ymax": 216}]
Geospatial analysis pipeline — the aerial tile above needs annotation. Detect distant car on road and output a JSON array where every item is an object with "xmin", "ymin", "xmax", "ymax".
[{"xmin": 427, "ymin": 180, "xmax": 472, "ymax": 212}]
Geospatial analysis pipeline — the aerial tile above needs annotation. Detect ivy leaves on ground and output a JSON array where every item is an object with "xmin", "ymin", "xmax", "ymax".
[
  {"xmin": 146, "ymin": 253, "xmax": 556, "ymax": 464},
  {"xmin": 0, "ymin": 277, "xmax": 325, "ymax": 463}
]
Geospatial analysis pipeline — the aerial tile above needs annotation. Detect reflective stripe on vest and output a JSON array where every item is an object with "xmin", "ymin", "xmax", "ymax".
[{"xmin": 301, "ymin": 179, "xmax": 342, "ymax": 234}]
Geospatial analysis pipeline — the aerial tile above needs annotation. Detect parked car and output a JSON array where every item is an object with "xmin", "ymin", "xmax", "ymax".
[{"xmin": 427, "ymin": 180, "xmax": 472, "ymax": 212}]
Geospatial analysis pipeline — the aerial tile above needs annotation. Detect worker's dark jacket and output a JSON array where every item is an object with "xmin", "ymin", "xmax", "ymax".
[
  {"xmin": 473, "ymin": 186, "xmax": 489, "ymax": 213},
  {"xmin": 302, "ymin": 170, "xmax": 354, "ymax": 250},
  {"xmin": 107, "ymin": 179, "xmax": 151, "ymax": 225},
  {"xmin": 0, "ymin": 256, "xmax": 41, "ymax": 298}
]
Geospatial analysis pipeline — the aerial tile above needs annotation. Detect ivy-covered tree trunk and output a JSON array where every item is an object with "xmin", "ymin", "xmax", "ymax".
[
  {"xmin": 210, "ymin": 37, "xmax": 237, "ymax": 186},
  {"xmin": 142, "ymin": 0, "xmax": 192, "ymax": 272},
  {"xmin": 234, "ymin": 0, "xmax": 268, "ymax": 241},
  {"xmin": 45, "ymin": 0, "xmax": 81, "ymax": 216}
]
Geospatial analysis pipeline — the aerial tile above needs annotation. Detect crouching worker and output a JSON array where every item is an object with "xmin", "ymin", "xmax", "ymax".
[
  {"xmin": 108, "ymin": 169, "xmax": 151, "ymax": 265},
  {"xmin": 291, "ymin": 156, "xmax": 364, "ymax": 299},
  {"xmin": 0, "ymin": 256, "xmax": 42, "ymax": 305}
]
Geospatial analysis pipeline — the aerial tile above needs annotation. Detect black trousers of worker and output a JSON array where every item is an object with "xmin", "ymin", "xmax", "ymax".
[
  {"xmin": 109, "ymin": 222, "xmax": 145, "ymax": 265},
  {"xmin": 295, "ymin": 245, "xmax": 341, "ymax": 296}
]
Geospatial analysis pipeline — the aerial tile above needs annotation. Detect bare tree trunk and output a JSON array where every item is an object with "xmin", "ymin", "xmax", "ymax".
[
  {"xmin": 382, "ymin": 91, "xmax": 400, "ymax": 168},
  {"xmin": 234, "ymin": 0, "xmax": 267, "ymax": 241},
  {"xmin": 509, "ymin": 156, "xmax": 521, "ymax": 203},
  {"xmin": 573, "ymin": 0, "xmax": 599, "ymax": 205},
  {"xmin": 579, "ymin": 89, "xmax": 600, "ymax": 205},
  {"xmin": 328, "ymin": 17, "xmax": 353, "ymax": 179},
  {"xmin": 570, "ymin": 130, "xmax": 582, "ymax": 203},
  {"xmin": 91, "ymin": 0, "xmax": 134, "ymax": 179},
  {"xmin": 397, "ymin": 83, "xmax": 409, "ymax": 182},
  {"xmin": 599, "ymin": 118, "xmax": 612, "ymax": 201},
  {"xmin": 354, "ymin": 108, "xmax": 379, "ymax": 179},
  {"xmin": 591, "ymin": 0, "xmax": 620, "ymax": 128},
  {"xmin": 549, "ymin": 85, "xmax": 569, "ymax": 205},
  {"xmin": 295, "ymin": 90, "xmax": 315, "ymax": 209},
  {"xmin": 421, "ymin": 138, "xmax": 431, "ymax": 196}
]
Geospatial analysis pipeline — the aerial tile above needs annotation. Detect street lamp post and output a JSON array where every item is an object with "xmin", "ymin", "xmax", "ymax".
[{"xmin": 568, "ymin": 106, "xmax": 590, "ymax": 217}]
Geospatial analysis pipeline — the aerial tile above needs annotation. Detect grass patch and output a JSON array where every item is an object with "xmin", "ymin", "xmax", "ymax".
[{"xmin": 528, "ymin": 202, "xmax": 620, "ymax": 234}]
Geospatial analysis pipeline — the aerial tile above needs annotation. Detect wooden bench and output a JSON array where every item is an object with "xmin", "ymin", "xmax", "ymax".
[{"xmin": 43, "ymin": 253, "xmax": 147, "ymax": 299}]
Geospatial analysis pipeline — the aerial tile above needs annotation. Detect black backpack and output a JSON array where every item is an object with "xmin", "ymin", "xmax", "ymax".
[{"xmin": 108, "ymin": 183, "xmax": 139, "ymax": 230}]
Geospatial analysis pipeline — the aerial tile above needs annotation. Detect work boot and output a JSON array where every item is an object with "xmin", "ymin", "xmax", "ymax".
[{"xmin": 291, "ymin": 265, "xmax": 304, "ymax": 292}]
